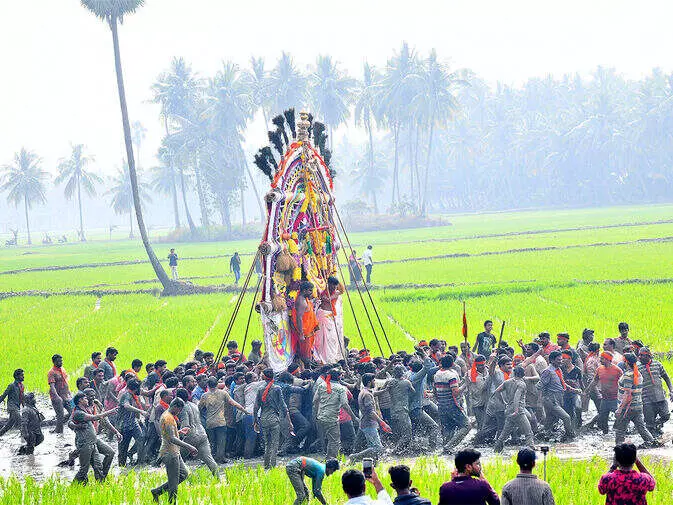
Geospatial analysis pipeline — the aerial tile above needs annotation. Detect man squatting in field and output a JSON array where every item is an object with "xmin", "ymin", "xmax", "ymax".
[{"xmin": 6, "ymin": 319, "xmax": 673, "ymax": 502}]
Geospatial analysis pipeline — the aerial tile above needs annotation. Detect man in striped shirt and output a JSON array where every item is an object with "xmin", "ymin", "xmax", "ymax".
[
  {"xmin": 613, "ymin": 353, "xmax": 659, "ymax": 447},
  {"xmin": 434, "ymin": 354, "xmax": 470, "ymax": 453},
  {"xmin": 638, "ymin": 347, "xmax": 673, "ymax": 436}
]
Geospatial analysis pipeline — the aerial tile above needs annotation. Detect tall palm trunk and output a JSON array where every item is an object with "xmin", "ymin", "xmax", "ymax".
[
  {"xmin": 408, "ymin": 125, "xmax": 415, "ymax": 204},
  {"xmin": 169, "ymin": 169, "xmax": 181, "ymax": 229},
  {"xmin": 129, "ymin": 209, "xmax": 134, "ymax": 238},
  {"xmin": 77, "ymin": 175, "xmax": 86, "ymax": 241},
  {"xmin": 392, "ymin": 122, "xmax": 400, "ymax": 205},
  {"xmin": 163, "ymin": 117, "xmax": 191, "ymax": 233},
  {"xmin": 239, "ymin": 149, "xmax": 264, "ymax": 221},
  {"xmin": 109, "ymin": 16, "xmax": 171, "ymax": 289},
  {"xmin": 365, "ymin": 114, "xmax": 377, "ymax": 213},
  {"xmin": 178, "ymin": 166, "xmax": 196, "ymax": 233},
  {"xmin": 193, "ymin": 150, "xmax": 209, "ymax": 227},
  {"xmin": 421, "ymin": 120, "xmax": 434, "ymax": 216},
  {"xmin": 240, "ymin": 187, "xmax": 246, "ymax": 230},
  {"xmin": 23, "ymin": 195, "xmax": 31, "ymax": 245}
]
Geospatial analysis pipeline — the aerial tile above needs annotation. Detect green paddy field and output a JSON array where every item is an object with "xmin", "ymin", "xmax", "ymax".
[{"xmin": 2, "ymin": 204, "xmax": 673, "ymax": 392}]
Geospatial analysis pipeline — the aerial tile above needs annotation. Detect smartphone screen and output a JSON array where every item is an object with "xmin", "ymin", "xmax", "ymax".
[{"xmin": 363, "ymin": 458, "xmax": 373, "ymax": 478}]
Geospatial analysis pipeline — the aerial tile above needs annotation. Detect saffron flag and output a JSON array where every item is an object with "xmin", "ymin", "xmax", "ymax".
[{"xmin": 462, "ymin": 302, "xmax": 468, "ymax": 341}]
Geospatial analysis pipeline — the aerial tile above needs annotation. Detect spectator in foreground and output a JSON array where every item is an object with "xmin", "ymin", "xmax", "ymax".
[
  {"xmin": 598, "ymin": 443, "xmax": 655, "ymax": 505},
  {"xmin": 342, "ymin": 467, "xmax": 393, "ymax": 505},
  {"xmin": 501, "ymin": 448, "xmax": 555, "ymax": 505},
  {"xmin": 438, "ymin": 449, "xmax": 499, "ymax": 505},
  {"xmin": 389, "ymin": 464, "xmax": 431, "ymax": 505}
]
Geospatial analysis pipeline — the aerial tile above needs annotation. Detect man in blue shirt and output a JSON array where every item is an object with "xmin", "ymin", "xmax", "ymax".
[{"xmin": 286, "ymin": 456, "xmax": 339, "ymax": 505}]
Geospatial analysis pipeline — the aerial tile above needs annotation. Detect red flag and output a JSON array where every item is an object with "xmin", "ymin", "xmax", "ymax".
[{"xmin": 462, "ymin": 302, "xmax": 468, "ymax": 341}]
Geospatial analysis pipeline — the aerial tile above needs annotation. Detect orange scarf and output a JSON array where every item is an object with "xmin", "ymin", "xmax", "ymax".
[
  {"xmin": 52, "ymin": 366, "xmax": 68, "ymax": 383},
  {"xmin": 325, "ymin": 374, "xmax": 332, "ymax": 394},
  {"xmin": 261, "ymin": 379, "xmax": 274, "ymax": 402},
  {"xmin": 633, "ymin": 364, "xmax": 640, "ymax": 385},
  {"xmin": 500, "ymin": 367, "xmax": 510, "ymax": 381},
  {"xmin": 470, "ymin": 360, "xmax": 486, "ymax": 383},
  {"xmin": 131, "ymin": 393, "xmax": 143, "ymax": 409},
  {"xmin": 159, "ymin": 399, "xmax": 170, "ymax": 411},
  {"xmin": 555, "ymin": 368, "xmax": 567, "ymax": 390},
  {"xmin": 106, "ymin": 359, "xmax": 117, "ymax": 377},
  {"xmin": 644, "ymin": 362, "xmax": 654, "ymax": 382}
]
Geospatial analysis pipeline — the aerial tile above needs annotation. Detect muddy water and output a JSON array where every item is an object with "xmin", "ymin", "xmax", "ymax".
[{"xmin": 1, "ymin": 394, "xmax": 672, "ymax": 481}]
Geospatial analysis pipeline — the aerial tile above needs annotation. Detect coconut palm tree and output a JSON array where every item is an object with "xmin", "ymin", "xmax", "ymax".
[
  {"xmin": 205, "ymin": 61, "xmax": 264, "ymax": 222},
  {"xmin": 1, "ymin": 148, "xmax": 49, "ymax": 245},
  {"xmin": 55, "ymin": 144, "xmax": 103, "ymax": 241},
  {"xmin": 151, "ymin": 57, "xmax": 202, "ymax": 234},
  {"xmin": 108, "ymin": 162, "xmax": 152, "ymax": 238},
  {"xmin": 378, "ymin": 42, "xmax": 422, "ymax": 205},
  {"xmin": 309, "ymin": 55, "xmax": 356, "ymax": 147},
  {"xmin": 244, "ymin": 56, "xmax": 271, "ymax": 129},
  {"xmin": 352, "ymin": 147, "xmax": 388, "ymax": 213},
  {"xmin": 354, "ymin": 62, "xmax": 382, "ymax": 206},
  {"xmin": 268, "ymin": 52, "xmax": 308, "ymax": 116},
  {"xmin": 151, "ymin": 142, "xmax": 181, "ymax": 229},
  {"xmin": 131, "ymin": 121, "xmax": 147, "ymax": 167},
  {"xmin": 414, "ymin": 50, "xmax": 463, "ymax": 215},
  {"xmin": 81, "ymin": 0, "xmax": 173, "ymax": 291}
]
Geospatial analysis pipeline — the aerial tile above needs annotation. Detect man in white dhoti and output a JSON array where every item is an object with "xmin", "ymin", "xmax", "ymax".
[{"xmin": 314, "ymin": 276, "xmax": 346, "ymax": 364}]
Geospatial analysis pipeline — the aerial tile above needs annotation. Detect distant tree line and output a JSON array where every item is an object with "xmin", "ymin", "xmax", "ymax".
[{"xmin": 4, "ymin": 43, "xmax": 673, "ymax": 246}]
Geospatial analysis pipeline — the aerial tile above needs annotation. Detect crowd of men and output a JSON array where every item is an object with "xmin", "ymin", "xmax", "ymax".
[{"xmin": 0, "ymin": 320, "xmax": 671, "ymax": 502}]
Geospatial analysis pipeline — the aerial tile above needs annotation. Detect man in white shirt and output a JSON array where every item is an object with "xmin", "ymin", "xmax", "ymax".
[
  {"xmin": 361, "ymin": 245, "xmax": 374, "ymax": 284},
  {"xmin": 342, "ymin": 467, "xmax": 393, "ymax": 505}
]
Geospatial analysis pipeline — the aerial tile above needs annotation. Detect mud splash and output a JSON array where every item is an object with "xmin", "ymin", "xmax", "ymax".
[{"xmin": 2, "ymin": 394, "xmax": 672, "ymax": 481}]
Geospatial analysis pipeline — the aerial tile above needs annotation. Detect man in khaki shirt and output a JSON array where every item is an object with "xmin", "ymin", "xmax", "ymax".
[{"xmin": 151, "ymin": 398, "xmax": 197, "ymax": 504}]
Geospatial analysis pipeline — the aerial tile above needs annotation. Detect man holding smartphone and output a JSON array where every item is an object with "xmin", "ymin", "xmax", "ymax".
[{"xmin": 342, "ymin": 467, "xmax": 393, "ymax": 505}]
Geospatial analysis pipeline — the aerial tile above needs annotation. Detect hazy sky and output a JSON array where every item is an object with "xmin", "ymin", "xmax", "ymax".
[{"xmin": 2, "ymin": 0, "xmax": 673, "ymax": 179}]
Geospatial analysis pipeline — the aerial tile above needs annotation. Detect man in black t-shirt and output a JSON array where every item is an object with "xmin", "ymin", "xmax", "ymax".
[{"xmin": 473, "ymin": 320, "xmax": 497, "ymax": 356}]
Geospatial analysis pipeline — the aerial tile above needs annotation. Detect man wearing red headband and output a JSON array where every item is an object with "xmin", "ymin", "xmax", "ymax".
[
  {"xmin": 586, "ymin": 352, "xmax": 623, "ymax": 434},
  {"xmin": 466, "ymin": 355, "xmax": 488, "ymax": 429},
  {"xmin": 638, "ymin": 347, "xmax": 673, "ymax": 436}
]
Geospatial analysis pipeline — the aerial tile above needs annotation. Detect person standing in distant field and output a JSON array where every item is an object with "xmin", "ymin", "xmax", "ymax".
[
  {"xmin": 598, "ymin": 443, "xmax": 655, "ymax": 505},
  {"xmin": 501, "ymin": 448, "xmax": 555, "ymax": 505},
  {"xmin": 474, "ymin": 320, "xmax": 497, "ymax": 356},
  {"xmin": 168, "ymin": 248, "xmax": 179, "ymax": 280},
  {"xmin": 361, "ymin": 245, "xmax": 374, "ymax": 284},
  {"xmin": 230, "ymin": 252, "xmax": 242, "ymax": 285}
]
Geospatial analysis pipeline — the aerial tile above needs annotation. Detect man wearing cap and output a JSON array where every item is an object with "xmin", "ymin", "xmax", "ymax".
[
  {"xmin": 585, "ymin": 351, "xmax": 623, "ymax": 434},
  {"xmin": 286, "ymin": 456, "xmax": 339, "ymax": 505},
  {"xmin": 615, "ymin": 322, "xmax": 632, "ymax": 355},
  {"xmin": 501, "ymin": 448, "xmax": 555, "ymax": 505},
  {"xmin": 638, "ymin": 347, "xmax": 673, "ymax": 436},
  {"xmin": 614, "ymin": 353, "xmax": 659, "ymax": 447},
  {"xmin": 539, "ymin": 351, "xmax": 575, "ymax": 440}
]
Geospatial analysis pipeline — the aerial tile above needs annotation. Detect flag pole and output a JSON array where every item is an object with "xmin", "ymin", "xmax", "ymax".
[{"xmin": 462, "ymin": 301, "xmax": 468, "ymax": 343}]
